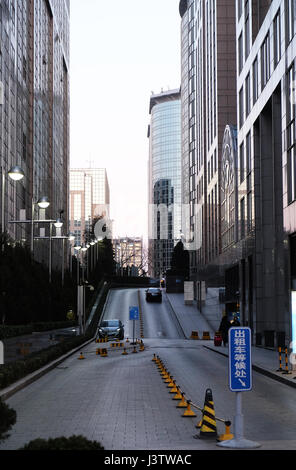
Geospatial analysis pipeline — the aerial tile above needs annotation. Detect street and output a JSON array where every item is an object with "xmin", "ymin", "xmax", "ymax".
[{"xmin": 1, "ymin": 288, "xmax": 296, "ymax": 451}]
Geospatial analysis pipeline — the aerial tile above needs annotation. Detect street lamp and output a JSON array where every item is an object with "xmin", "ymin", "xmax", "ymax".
[
  {"xmin": 54, "ymin": 218, "xmax": 63, "ymax": 229},
  {"xmin": 1, "ymin": 166, "xmax": 25, "ymax": 250},
  {"xmin": 68, "ymin": 234, "xmax": 75, "ymax": 276},
  {"xmin": 30, "ymin": 196, "xmax": 51, "ymax": 255},
  {"xmin": 37, "ymin": 196, "xmax": 50, "ymax": 210},
  {"xmin": 53, "ymin": 217, "xmax": 64, "ymax": 284},
  {"xmin": 7, "ymin": 166, "xmax": 25, "ymax": 181},
  {"xmin": 74, "ymin": 244, "xmax": 81, "ymax": 285}
]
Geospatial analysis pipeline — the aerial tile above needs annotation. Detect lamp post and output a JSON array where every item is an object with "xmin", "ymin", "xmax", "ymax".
[
  {"xmin": 53, "ymin": 218, "xmax": 64, "ymax": 285},
  {"xmin": 68, "ymin": 234, "xmax": 75, "ymax": 276},
  {"xmin": 74, "ymin": 244, "xmax": 81, "ymax": 285},
  {"xmin": 31, "ymin": 196, "xmax": 50, "ymax": 256},
  {"xmin": 1, "ymin": 165, "xmax": 25, "ymax": 251}
]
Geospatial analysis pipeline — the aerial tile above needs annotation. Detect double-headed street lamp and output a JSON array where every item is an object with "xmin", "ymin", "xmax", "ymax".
[{"xmin": 1, "ymin": 165, "xmax": 25, "ymax": 251}]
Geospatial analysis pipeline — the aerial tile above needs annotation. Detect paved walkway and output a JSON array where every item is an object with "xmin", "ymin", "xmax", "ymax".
[
  {"xmin": 1, "ymin": 288, "xmax": 296, "ymax": 451},
  {"xmin": 2, "ymin": 327, "xmax": 78, "ymax": 363},
  {"xmin": 165, "ymin": 291, "xmax": 296, "ymax": 387}
]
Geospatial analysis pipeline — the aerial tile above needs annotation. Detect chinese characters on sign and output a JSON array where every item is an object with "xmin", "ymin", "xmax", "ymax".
[{"xmin": 229, "ymin": 327, "xmax": 252, "ymax": 392}]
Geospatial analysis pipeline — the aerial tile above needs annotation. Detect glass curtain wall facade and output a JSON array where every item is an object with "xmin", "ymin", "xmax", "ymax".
[
  {"xmin": 0, "ymin": 0, "xmax": 70, "ymax": 270},
  {"xmin": 179, "ymin": 0, "xmax": 237, "ymax": 285},
  {"xmin": 148, "ymin": 90, "xmax": 182, "ymax": 278}
]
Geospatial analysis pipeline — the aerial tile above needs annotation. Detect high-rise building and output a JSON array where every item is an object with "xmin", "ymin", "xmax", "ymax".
[
  {"xmin": 180, "ymin": 0, "xmax": 296, "ymax": 347},
  {"xmin": 230, "ymin": 0, "xmax": 295, "ymax": 347},
  {"xmin": 179, "ymin": 0, "xmax": 237, "ymax": 282},
  {"xmin": 69, "ymin": 168, "xmax": 110, "ymax": 247},
  {"xmin": 148, "ymin": 89, "xmax": 182, "ymax": 278},
  {"xmin": 0, "ymin": 0, "xmax": 70, "ymax": 267}
]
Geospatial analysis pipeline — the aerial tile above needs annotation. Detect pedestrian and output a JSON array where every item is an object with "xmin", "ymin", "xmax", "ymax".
[
  {"xmin": 218, "ymin": 313, "xmax": 231, "ymax": 347},
  {"xmin": 231, "ymin": 316, "xmax": 240, "ymax": 327}
]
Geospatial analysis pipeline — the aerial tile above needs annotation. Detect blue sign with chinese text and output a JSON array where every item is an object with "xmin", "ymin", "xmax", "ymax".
[
  {"xmin": 229, "ymin": 327, "xmax": 252, "ymax": 392},
  {"xmin": 129, "ymin": 306, "xmax": 139, "ymax": 321}
]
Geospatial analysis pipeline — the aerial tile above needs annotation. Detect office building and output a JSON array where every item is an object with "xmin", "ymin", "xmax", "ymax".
[
  {"xmin": 0, "ymin": 0, "xmax": 70, "ymax": 268},
  {"xmin": 148, "ymin": 89, "xmax": 182, "ymax": 278},
  {"xmin": 180, "ymin": 0, "xmax": 296, "ymax": 347},
  {"xmin": 231, "ymin": 0, "xmax": 295, "ymax": 347},
  {"xmin": 179, "ymin": 0, "xmax": 237, "ymax": 279},
  {"xmin": 69, "ymin": 168, "xmax": 110, "ymax": 247}
]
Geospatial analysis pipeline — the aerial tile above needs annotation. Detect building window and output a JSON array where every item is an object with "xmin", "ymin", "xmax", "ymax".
[
  {"xmin": 240, "ymin": 143, "xmax": 245, "ymax": 183},
  {"xmin": 238, "ymin": 0, "xmax": 243, "ymax": 19},
  {"xmin": 274, "ymin": 9, "xmax": 281, "ymax": 66},
  {"xmin": 261, "ymin": 33, "xmax": 270, "ymax": 89},
  {"xmin": 22, "ymin": 133, "xmax": 27, "ymax": 161},
  {"xmin": 245, "ymin": 73, "xmax": 251, "ymax": 117},
  {"xmin": 287, "ymin": 64, "xmax": 296, "ymax": 203},
  {"xmin": 245, "ymin": 0, "xmax": 250, "ymax": 60},
  {"xmin": 238, "ymin": 33, "xmax": 243, "ymax": 73},
  {"xmin": 239, "ymin": 86, "xmax": 244, "ymax": 127},
  {"xmin": 247, "ymin": 191, "xmax": 252, "ymax": 232},
  {"xmin": 240, "ymin": 197, "xmax": 245, "ymax": 239},
  {"xmin": 246, "ymin": 131, "xmax": 251, "ymax": 174},
  {"xmin": 253, "ymin": 56, "xmax": 258, "ymax": 104},
  {"xmin": 286, "ymin": 0, "xmax": 295, "ymax": 45}
]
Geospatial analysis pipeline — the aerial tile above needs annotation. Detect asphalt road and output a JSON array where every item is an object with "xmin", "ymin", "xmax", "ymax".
[{"xmin": 1, "ymin": 288, "xmax": 296, "ymax": 451}]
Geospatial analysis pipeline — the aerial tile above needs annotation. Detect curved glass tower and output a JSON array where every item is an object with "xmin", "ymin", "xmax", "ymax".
[{"xmin": 148, "ymin": 90, "xmax": 182, "ymax": 278}]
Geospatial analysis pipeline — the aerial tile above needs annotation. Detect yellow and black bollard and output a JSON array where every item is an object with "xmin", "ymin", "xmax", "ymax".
[
  {"xmin": 122, "ymin": 348, "xmax": 128, "ymax": 355},
  {"xmin": 172, "ymin": 387, "xmax": 183, "ymax": 401},
  {"xmin": 217, "ymin": 421, "xmax": 234, "ymax": 442},
  {"xmin": 277, "ymin": 347, "xmax": 282, "ymax": 372},
  {"xmin": 198, "ymin": 389, "xmax": 218, "ymax": 439},
  {"xmin": 100, "ymin": 348, "xmax": 108, "ymax": 357},
  {"xmin": 177, "ymin": 393, "xmax": 188, "ymax": 409},
  {"xmin": 182, "ymin": 401, "xmax": 197, "ymax": 418},
  {"xmin": 169, "ymin": 380, "xmax": 179, "ymax": 394},
  {"xmin": 78, "ymin": 351, "xmax": 85, "ymax": 360},
  {"xmin": 282, "ymin": 347, "xmax": 292, "ymax": 374},
  {"xmin": 164, "ymin": 373, "xmax": 172, "ymax": 384}
]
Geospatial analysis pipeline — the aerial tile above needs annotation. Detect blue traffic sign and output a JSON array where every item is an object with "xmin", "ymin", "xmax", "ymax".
[
  {"xmin": 129, "ymin": 306, "xmax": 139, "ymax": 321},
  {"xmin": 229, "ymin": 327, "xmax": 252, "ymax": 392}
]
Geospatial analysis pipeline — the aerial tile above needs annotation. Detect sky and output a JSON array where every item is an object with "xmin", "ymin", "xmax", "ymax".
[{"xmin": 70, "ymin": 0, "xmax": 181, "ymax": 241}]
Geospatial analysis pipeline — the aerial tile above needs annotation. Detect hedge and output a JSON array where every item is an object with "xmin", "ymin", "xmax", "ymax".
[
  {"xmin": 19, "ymin": 435, "xmax": 104, "ymax": 450},
  {"xmin": 0, "ymin": 282, "xmax": 110, "ymax": 390},
  {"xmin": 0, "ymin": 321, "xmax": 77, "ymax": 340},
  {"xmin": 0, "ymin": 399, "xmax": 16, "ymax": 442}
]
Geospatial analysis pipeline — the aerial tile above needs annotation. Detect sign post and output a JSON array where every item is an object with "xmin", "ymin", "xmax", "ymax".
[
  {"xmin": 217, "ymin": 327, "xmax": 261, "ymax": 449},
  {"xmin": 129, "ymin": 306, "xmax": 139, "ymax": 345}
]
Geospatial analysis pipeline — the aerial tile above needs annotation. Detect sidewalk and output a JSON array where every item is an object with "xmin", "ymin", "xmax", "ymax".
[
  {"xmin": 2, "ymin": 327, "xmax": 78, "ymax": 364},
  {"xmin": 165, "ymin": 291, "xmax": 296, "ymax": 389}
]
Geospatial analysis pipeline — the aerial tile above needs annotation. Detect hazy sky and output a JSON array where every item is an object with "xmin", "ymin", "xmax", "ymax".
[{"xmin": 70, "ymin": 0, "xmax": 181, "ymax": 240}]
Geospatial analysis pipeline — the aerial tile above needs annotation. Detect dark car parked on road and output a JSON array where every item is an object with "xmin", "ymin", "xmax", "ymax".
[
  {"xmin": 145, "ymin": 288, "xmax": 162, "ymax": 303},
  {"xmin": 97, "ymin": 319, "xmax": 124, "ymax": 340}
]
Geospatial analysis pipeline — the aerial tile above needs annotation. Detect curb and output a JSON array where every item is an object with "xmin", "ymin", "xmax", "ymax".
[
  {"xmin": 164, "ymin": 292, "xmax": 187, "ymax": 339},
  {"xmin": 203, "ymin": 345, "xmax": 296, "ymax": 390},
  {"xmin": 0, "ymin": 285, "xmax": 111, "ymax": 401}
]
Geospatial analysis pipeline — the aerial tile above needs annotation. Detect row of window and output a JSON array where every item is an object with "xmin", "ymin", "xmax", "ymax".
[{"xmin": 239, "ymin": 3, "xmax": 296, "ymax": 127}]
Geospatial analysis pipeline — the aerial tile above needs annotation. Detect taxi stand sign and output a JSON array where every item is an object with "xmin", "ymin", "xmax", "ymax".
[
  {"xmin": 217, "ymin": 327, "xmax": 261, "ymax": 449},
  {"xmin": 229, "ymin": 327, "xmax": 252, "ymax": 392}
]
